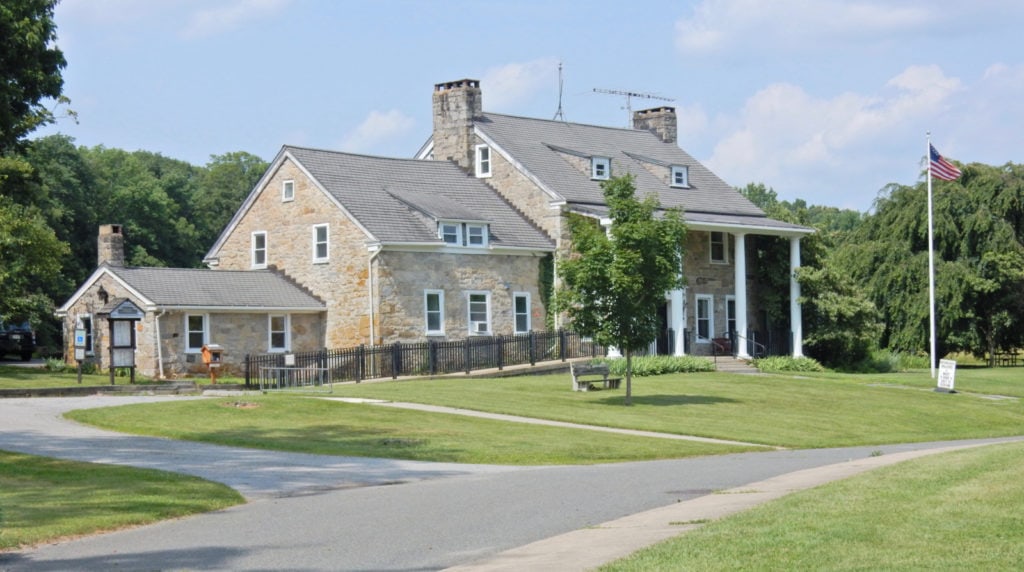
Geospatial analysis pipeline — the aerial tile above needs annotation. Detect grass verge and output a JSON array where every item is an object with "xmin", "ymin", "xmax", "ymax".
[
  {"xmin": 0, "ymin": 450, "xmax": 243, "ymax": 552},
  {"xmin": 600, "ymin": 441, "xmax": 1024, "ymax": 571}
]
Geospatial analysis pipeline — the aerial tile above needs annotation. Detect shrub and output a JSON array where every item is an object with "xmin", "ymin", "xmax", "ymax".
[
  {"xmin": 43, "ymin": 357, "xmax": 68, "ymax": 372},
  {"xmin": 753, "ymin": 356, "xmax": 826, "ymax": 373},
  {"xmin": 594, "ymin": 355, "xmax": 715, "ymax": 377}
]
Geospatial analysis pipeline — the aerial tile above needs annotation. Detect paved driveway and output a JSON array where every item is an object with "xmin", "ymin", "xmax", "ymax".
[{"xmin": 0, "ymin": 395, "xmax": 1020, "ymax": 571}]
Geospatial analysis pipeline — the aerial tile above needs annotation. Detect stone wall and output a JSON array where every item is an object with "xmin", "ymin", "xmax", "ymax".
[
  {"xmin": 683, "ymin": 230, "xmax": 757, "ymax": 355},
  {"xmin": 483, "ymin": 143, "xmax": 562, "ymax": 242},
  {"xmin": 377, "ymin": 250, "xmax": 544, "ymax": 341}
]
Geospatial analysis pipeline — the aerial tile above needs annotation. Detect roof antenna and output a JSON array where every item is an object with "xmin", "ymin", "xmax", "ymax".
[
  {"xmin": 553, "ymin": 61, "xmax": 566, "ymax": 121},
  {"xmin": 592, "ymin": 88, "xmax": 674, "ymax": 127}
]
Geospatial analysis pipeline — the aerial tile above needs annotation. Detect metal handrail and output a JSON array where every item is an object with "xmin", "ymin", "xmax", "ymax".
[{"xmin": 731, "ymin": 331, "xmax": 767, "ymax": 359}]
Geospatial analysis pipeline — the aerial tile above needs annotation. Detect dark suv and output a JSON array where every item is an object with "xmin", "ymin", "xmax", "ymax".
[{"xmin": 0, "ymin": 321, "xmax": 35, "ymax": 361}]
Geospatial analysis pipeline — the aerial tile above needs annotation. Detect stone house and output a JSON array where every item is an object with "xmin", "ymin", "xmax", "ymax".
[
  {"xmin": 417, "ymin": 79, "xmax": 813, "ymax": 357},
  {"xmin": 202, "ymin": 147, "xmax": 555, "ymax": 350},
  {"xmin": 56, "ymin": 224, "xmax": 325, "ymax": 377}
]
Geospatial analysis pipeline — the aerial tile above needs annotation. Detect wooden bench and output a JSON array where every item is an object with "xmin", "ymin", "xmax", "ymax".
[{"xmin": 570, "ymin": 362, "xmax": 621, "ymax": 392}]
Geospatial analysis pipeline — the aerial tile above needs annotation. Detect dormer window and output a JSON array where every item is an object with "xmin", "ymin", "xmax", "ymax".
[
  {"xmin": 671, "ymin": 165, "xmax": 689, "ymax": 188},
  {"xmin": 440, "ymin": 223, "xmax": 460, "ymax": 245},
  {"xmin": 438, "ymin": 222, "xmax": 489, "ymax": 247},
  {"xmin": 282, "ymin": 180, "xmax": 295, "ymax": 202},
  {"xmin": 591, "ymin": 157, "xmax": 610, "ymax": 180},
  {"xmin": 475, "ymin": 144, "xmax": 492, "ymax": 178}
]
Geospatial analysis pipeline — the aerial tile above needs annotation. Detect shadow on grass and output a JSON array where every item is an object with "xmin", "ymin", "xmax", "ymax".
[{"xmin": 597, "ymin": 394, "xmax": 739, "ymax": 406}]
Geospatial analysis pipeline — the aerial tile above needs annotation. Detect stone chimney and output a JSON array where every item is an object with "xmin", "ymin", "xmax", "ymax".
[
  {"xmin": 432, "ymin": 79, "xmax": 482, "ymax": 171},
  {"xmin": 633, "ymin": 106, "xmax": 677, "ymax": 145},
  {"xmin": 97, "ymin": 224, "xmax": 125, "ymax": 267}
]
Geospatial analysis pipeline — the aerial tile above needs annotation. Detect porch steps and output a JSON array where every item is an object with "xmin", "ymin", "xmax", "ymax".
[{"xmin": 714, "ymin": 356, "xmax": 761, "ymax": 375}]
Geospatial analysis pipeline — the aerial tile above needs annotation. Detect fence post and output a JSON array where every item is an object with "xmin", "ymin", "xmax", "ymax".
[
  {"xmin": 357, "ymin": 344, "xmax": 365, "ymax": 382},
  {"xmin": 428, "ymin": 339, "xmax": 437, "ymax": 375},
  {"xmin": 392, "ymin": 342, "xmax": 401, "ymax": 379},
  {"xmin": 464, "ymin": 338, "xmax": 472, "ymax": 374},
  {"xmin": 496, "ymin": 335, "xmax": 504, "ymax": 371},
  {"xmin": 528, "ymin": 331, "xmax": 536, "ymax": 366},
  {"xmin": 244, "ymin": 353, "xmax": 251, "ymax": 387},
  {"xmin": 560, "ymin": 329, "xmax": 569, "ymax": 361}
]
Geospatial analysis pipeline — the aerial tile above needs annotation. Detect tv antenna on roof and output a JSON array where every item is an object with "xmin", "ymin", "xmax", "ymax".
[
  {"xmin": 553, "ymin": 62, "xmax": 566, "ymax": 121},
  {"xmin": 592, "ymin": 87, "xmax": 674, "ymax": 126}
]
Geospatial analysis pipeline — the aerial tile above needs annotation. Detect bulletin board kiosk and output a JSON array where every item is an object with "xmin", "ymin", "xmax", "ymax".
[{"xmin": 101, "ymin": 299, "xmax": 144, "ymax": 385}]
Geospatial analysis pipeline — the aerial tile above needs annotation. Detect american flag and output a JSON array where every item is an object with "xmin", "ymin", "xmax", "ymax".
[{"xmin": 929, "ymin": 144, "xmax": 962, "ymax": 181}]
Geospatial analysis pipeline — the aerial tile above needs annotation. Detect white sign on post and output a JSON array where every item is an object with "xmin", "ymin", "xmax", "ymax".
[{"xmin": 937, "ymin": 359, "xmax": 957, "ymax": 392}]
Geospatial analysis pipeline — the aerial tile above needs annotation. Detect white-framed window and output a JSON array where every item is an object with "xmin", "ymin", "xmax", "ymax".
[
  {"xmin": 671, "ymin": 165, "xmax": 689, "ymax": 188},
  {"xmin": 695, "ymin": 295, "xmax": 713, "ymax": 342},
  {"xmin": 513, "ymin": 292, "xmax": 531, "ymax": 334},
  {"xmin": 466, "ymin": 224, "xmax": 487, "ymax": 247},
  {"xmin": 185, "ymin": 314, "xmax": 208, "ymax": 353},
  {"xmin": 440, "ymin": 223, "xmax": 461, "ymax": 245},
  {"xmin": 80, "ymin": 314, "xmax": 95, "ymax": 356},
  {"xmin": 424, "ymin": 290, "xmax": 445, "ymax": 335},
  {"xmin": 282, "ymin": 180, "xmax": 295, "ymax": 202},
  {"xmin": 252, "ymin": 231, "xmax": 267, "ymax": 269},
  {"xmin": 726, "ymin": 295, "xmax": 736, "ymax": 337},
  {"xmin": 312, "ymin": 224, "xmax": 329, "ymax": 263},
  {"xmin": 709, "ymin": 231, "xmax": 728, "ymax": 264},
  {"xmin": 268, "ymin": 314, "xmax": 290, "ymax": 352},
  {"xmin": 467, "ymin": 291, "xmax": 491, "ymax": 335},
  {"xmin": 591, "ymin": 156, "xmax": 611, "ymax": 180},
  {"xmin": 475, "ymin": 144, "xmax": 492, "ymax": 178}
]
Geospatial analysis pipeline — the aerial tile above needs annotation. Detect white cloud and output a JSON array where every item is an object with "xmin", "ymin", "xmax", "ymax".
[
  {"xmin": 181, "ymin": 0, "xmax": 290, "ymax": 39},
  {"xmin": 338, "ymin": 110, "xmax": 416, "ymax": 154},
  {"xmin": 676, "ymin": 0, "xmax": 933, "ymax": 55},
  {"xmin": 481, "ymin": 58, "xmax": 560, "ymax": 110},
  {"xmin": 704, "ymin": 65, "xmax": 962, "ymax": 204}
]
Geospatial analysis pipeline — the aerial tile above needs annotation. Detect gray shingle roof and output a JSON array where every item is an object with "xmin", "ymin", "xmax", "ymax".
[
  {"xmin": 109, "ymin": 267, "xmax": 324, "ymax": 310},
  {"xmin": 476, "ymin": 112, "xmax": 777, "ymax": 221},
  {"xmin": 285, "ymin": 146, "xmax": 554, "ymax": 250}
]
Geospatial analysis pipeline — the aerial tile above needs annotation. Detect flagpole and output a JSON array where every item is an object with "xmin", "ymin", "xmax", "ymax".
[{"xmin": 927, "ymin": 132, "xmax": 936, "ymax": 379}]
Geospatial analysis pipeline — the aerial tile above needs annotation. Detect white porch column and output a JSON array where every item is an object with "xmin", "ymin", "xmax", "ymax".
[
  {"xmin": 733, "ymin": 233, "xmax": 750, "ymax": 358},
  {"xmin": 790, "ymin": 236, "xmax": 804, "ymax": 357},
  {"xmin": 670, "ymin": 288, "xmax": 685, "ymax": 355}
]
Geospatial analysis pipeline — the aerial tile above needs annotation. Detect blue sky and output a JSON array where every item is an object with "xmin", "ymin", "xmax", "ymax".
[{"xmin": 36, "ymin": 0, "xmax": 1024, "ymax": 212}]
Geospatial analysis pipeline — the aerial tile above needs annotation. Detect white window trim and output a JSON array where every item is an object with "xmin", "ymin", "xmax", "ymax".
[
  {"xmin": 513, "ymin": 292, "xmax": 531, "ymax": 334},
  {"xmin": 312, "ymin": 224, "xmax": 329, "ymax": 264},
  {"xmin": 475, "ymin": 144, "xmax": 492, "ymax": 178},
  {"xmin": 268, "ymin": 314, "xmax": 290, "ymax": 353},
  {"xmin": 424, "ymin": 290, "xmax": 445, "ymax": 335},
  {"xmin": 695, "ymin": 294, "xmax": 714, "ymax": 343},
  {"xmin": 466, "ymin": 291, "xmax": 491, "ymax": 336},
  {"xmin": 251, "ymin": 231, "xmax": 268, "ymax": 269},
  {"xmin": 591, "ymin": 156, "xmax": 611, "ymax": 180},
  {"xmin": 709, "ymin": 231, "xmax": 728, "ymax": 264},
  {"xmin": 671, "ymin": 165, "xmax": 689, "ymax": 188},
  {"xmin": 466, "ymin": 224, "xmax": 488, "ymax": 247},
  {"xmin": 282, "ymin": 179, "xmax": 295, "ymax": 202},
  {"xmin": 725, "ymin": 295, "xmax": 736, "ymax": 338},
  {"xmin": 184, "ymin": 313, "xmax": 208, "ymax": 353}
]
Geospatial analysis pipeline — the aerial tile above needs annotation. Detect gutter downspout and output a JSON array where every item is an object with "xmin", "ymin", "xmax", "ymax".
[
  {"xmin": 367, "ymin": 246, "xmax": 382, "ymax": 345},
  {"xmin": 154, "ymin": 309, "xmax": 166, "ymax": 379}
]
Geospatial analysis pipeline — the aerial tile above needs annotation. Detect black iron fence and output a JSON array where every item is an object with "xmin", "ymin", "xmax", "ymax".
[{"xmin": 244, "ymin": 330, "xmax": 605, "ymax": 387}]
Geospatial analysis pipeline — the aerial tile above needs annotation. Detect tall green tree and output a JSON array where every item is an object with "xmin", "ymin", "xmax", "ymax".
[
  {"xmin": 0, "ymin": 0, "xmax": 66, "ymax": 155},
  {"xmin": 193, "ymin": 151, "xmax": 268, "ymax": 247},
  {"xmin": 836, "ymin": 162, "xmax": 1024, "ymax": 362},
  {"xmin": 559, "ymin": 175, "xmax": 687, "ymax": 404}
]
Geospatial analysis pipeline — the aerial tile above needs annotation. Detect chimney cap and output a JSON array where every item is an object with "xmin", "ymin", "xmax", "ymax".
[
  {"xmin": 435, "ymin": 79, "xmax": 480, "ymax": 92},
  {"xmin": 634, "ymin": 106, "xmax": 676, "ymax": 116}
]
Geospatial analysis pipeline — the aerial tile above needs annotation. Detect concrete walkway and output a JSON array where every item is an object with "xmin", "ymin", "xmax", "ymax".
[{"xmin": 1, "ymin": 395, "xmax": 1022, "ymax": 571}]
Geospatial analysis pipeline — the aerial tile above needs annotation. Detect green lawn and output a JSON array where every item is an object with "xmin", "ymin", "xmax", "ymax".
[
  {"xmin": 66, "ymin": 395, "xmax": 752, "ymax": 465},
  {"xmin": 0, "ymin": 365, "xmax": 218, "ymax": 389},
  {"xmin": 602, "ymin": 441, "xmax": 1024, "ymax": 571},
  {"xmin": 0, "ymin": 450, "xmax": 243, "ymax": 551},
  {"xmin": 320, "ymin": 370, "xmax": 1024, "ymax": 448}
]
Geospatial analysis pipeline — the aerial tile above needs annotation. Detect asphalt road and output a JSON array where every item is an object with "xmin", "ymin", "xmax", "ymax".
[{"xmin": 0, "ymin": 396, "xmax": 1019, "ymax": 571}]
